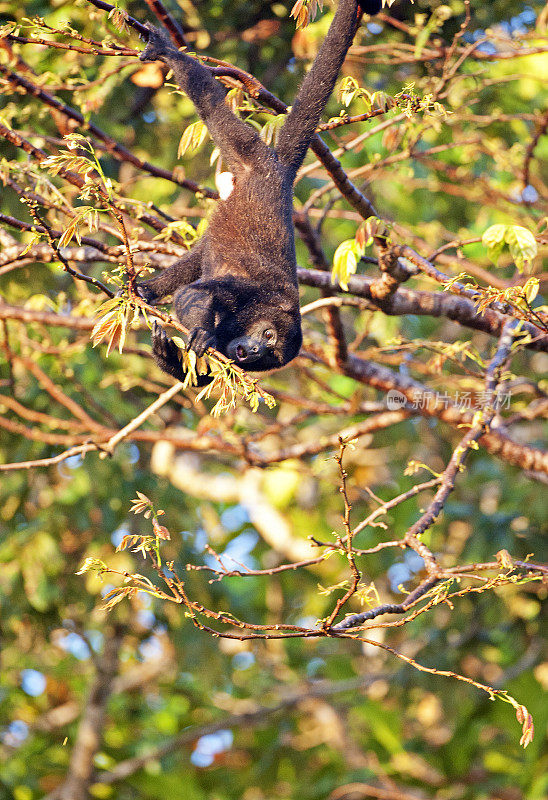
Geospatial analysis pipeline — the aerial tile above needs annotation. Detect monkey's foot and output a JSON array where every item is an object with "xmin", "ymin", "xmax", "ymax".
[
  {"xmin": 140, "ymin": 22, "xmax": 178, "ymax": 63},
  {"xmin": 188, "ymin": 326, "xmax": 216, "ymax": 358},
  {"xmin": 151, "ymin": 321, "xmax": 186, "ymax": 380},
  {"xmin": 359, "ymin": 0, "xmax": 382, "ymax": 15}
]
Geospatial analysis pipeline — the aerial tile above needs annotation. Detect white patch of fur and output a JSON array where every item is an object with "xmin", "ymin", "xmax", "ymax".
[{"xmin": 216, "ymin": 171, "xmax": 235, "ymax": 200}]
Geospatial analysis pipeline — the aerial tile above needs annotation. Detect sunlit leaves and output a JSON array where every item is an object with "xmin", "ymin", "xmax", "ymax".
[
  {"xmin": 225, "ymin": 87, "xmax": 246, "ymax": 117},
  {"xmin": 498, "ymin": 694, "xmax": 536, "ymax": 750},
  {"xmin": 334, "ymin": 81, "xmax": 443, "ymax": 127},
  {"xmin": 516, "ymin": 704, "xmax": 535, "ymax": 749},
  {"xmin": 107, "ymin": 5, "xmax": 129, "ymax": 33},
  {"xmin": 75, "ymin": 557, "xmax": 108, "ymax": 576},
  {"xmin": 338, "ymin": 80, "xmax": 400, "ymax": 115},
  {"xmin": 130, "ymin": 491, "xmax": 156, "ymax": 517},
  {"xmin": 199, "ymin": 360, "xmax": 276, "ymax": 416},
  {"xmin": 168, "ymin": 336, "xmax": 275, "ymax": 415},
  {"xmin": 42, "ymin": 133, "xmax": 114, "ymax": 201},
  {"xmin": 154, "ymin": 219, "xmax": 199, "ymax": 245},
  {"xmin": 496, "ymin": 549, "xmax": 514, "ymax": 570},
  {"xmin": 332, "ymin": 217, "xmax": 385, "ymax": 290},
  {"xmin": 117, "ymin": 533, "xmax": 153, "ymax": 553},
  {"xmin": 482, "ymin": 224, "xmax": 538, "ymax": 272},
  {"xmin": 290, "ymin": 0, "xmax": 324, "ymax": 30},
  {"xmin": 259, "ymin": 113, "xmax": 286, "ymax": 147},
  {"xmin": 339, "ymin": 77, "xmax": 359, "ymax": 109},
  {"xmin": 129, "ymin": 493, "xmax": 169, "ymax": 540},
  {"xmin": 16, "ymin": 229, "xmax": 42, "ymax": 257},
  {"xmin": 120, "ymin": 496, "xmax": 170, "ymax": 565},
  {"xmin": 338, "ymin": 76, "xmax": 372, "ymax": 110},
  {"xmin": 92, "ymin": 299, "xmax": 276, "ymax": 414},
  {"xmin": 369, "ymin": 90, "xmax": 397, "ymax": 113},
  {"xmin": 359, "ymin": 216, "xmax": 387, "ymax": 246},
  {"xmin": 355, "ymin": 581, "xmax": 381, "ymax": 608},
  {"xmin": 524, "ymin": 278, "xmax": 539, "ymax": 304},
  {"xmin": 57, "ymin": 206, "xmax": 99, "ymax": 248},
  {"xmin": 42, "ymin": 151, "xmax": 94, "ymax": 179},
  {"xmin": 101, "ymin": 586, "xmax": 136, "ymax": 611},
  {"xmin": 178, "ymin": 120, "xmax": 209, "ymax": 158},
  {"xmin": 505, "ymin": 226, "xmax": 538, "ymax": 272},
  {"xmin": 483, "ymin": 224, "xmax": 513, "ymax": 266},
  {"xmin": 91, "ymin": 296, "xmax": 140, "ymax": 356},
  {"xmin": 332, "ymin": 240, "xmax": 360, "ymax": 291},
  {"xmin": 0, "ymin": 21, "xmax": 17, "ymax": 37},
  {"xmin": 418, "ymin": 93, "xmax": 447, "ymax": 118},
  {"xmin": 152, "ymin": 519, "xmax": 171, "ymax": 540},
  {"xmin": 442, "ymin": 268, "xmax": 544, "ymax": 330}
]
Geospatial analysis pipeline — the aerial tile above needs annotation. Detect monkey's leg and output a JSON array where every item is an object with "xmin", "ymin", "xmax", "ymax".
[
  {"xmin": 276, "ymin": 0, "xmax": 379, "ymax": 175},
  {"xmin": 136, "ymin": 243, "xmax": 203, "ymax": 304},
  {"xmin": 140, "ymin": 23, "xmax": 271, "ymax": 173},
  {"xmin": 151, "ymin": 321, "xmax": 186, "ymax": 379}
]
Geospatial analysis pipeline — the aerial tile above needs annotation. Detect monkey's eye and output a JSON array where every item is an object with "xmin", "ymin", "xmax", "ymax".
[{"xmin": 263, "ymin": 328, "xmax": 276, "ymax": 344}]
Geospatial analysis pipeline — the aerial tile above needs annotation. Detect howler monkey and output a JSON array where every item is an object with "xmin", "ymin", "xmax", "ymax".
[{"xmin": 137, "ymin": 1, "xmax": 382, "ymax": 381}]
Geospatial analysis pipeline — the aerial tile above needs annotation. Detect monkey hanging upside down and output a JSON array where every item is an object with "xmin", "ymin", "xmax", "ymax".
[{"xmin": 136, "ymin": 1, "xmax": 382, "ymax": 381}]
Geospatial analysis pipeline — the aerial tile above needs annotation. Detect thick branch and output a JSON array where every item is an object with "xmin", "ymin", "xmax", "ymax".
[
  {"xmin": 297, "ymin": 268, "xmax": 548, "ymax": 353},
  {"xmin": 142, "ymin": 0, "xmax": 188, "ymax": 47},
  {"xmin": 342, "ymin": 355, "xmax": 548, "ymax": 475}
]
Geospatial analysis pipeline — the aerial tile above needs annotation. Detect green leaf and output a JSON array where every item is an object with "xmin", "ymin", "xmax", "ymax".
[
  {"xmin": 482, "ymin": 224, "xmax": 538, "ymax": 272},
  {"xmin": 332, "ymin": 239, "xmax": 359, "ymax": 290},
  {"xmin": 504, "ymin": 225, "xmax": 537, "ymax": 273},
  {"xmin": 338, "ymin": 76, "xmax": 360, "ymax": 108},
  {"xmin": 524, "ymin": 278, "xmax": 539, "ymax": 304},
  {"xmin": 482, "ymin": 224, "xmax": 507, "ymax": 266},
  {"xmin": 178, "ymin": 120, "xmax": 208, "ymax": 158}
]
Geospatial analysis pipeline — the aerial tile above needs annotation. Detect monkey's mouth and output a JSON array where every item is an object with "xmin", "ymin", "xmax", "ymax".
[{"xmin": 235, "ymin": 345, "xmax": 247, "ymax": 361}]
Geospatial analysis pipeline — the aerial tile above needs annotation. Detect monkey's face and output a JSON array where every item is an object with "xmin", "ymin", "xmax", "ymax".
[{"xmin": 224, "ymin": 314, "xmax": 302, "ymax": 371}]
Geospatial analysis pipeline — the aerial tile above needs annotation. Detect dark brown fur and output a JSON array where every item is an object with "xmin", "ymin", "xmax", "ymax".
[{"xmin": 137, "ymin": 1, "xmax": 380, "ymax": 382}]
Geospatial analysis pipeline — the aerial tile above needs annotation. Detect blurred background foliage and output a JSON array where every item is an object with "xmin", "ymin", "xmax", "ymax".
[{"xmin": 0, "ymin": 1, "xmax": 547, "ymax": 799}]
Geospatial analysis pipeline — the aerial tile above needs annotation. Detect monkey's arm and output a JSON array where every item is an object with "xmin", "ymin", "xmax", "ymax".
[
  {"xmin": 136, "ymin": 242, "xmax": 204, "ymax": 304},
  {"xmin": 276, "ymin": 0, "xmax": 380, "ymax": 175},
  {"xmin": 150, "ymin": 280, "xmax": 221, "ymax": 385},
  {"xmin": 140, "ymin": 23, "xmax": 270, "ymax": 172},
  {"xmin": 172, "ymin": 283, "xmax": 218, "ymax": 356}
]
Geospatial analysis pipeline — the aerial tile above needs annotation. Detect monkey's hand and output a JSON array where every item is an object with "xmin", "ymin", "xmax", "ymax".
[
  {"xmin": 140, "ymin": 22, "xmax": 179, "ymax": 63},
  {"xmin": 134, "ymin": 281, "xmax": 162, "ymax": 305},
  {"xmin": 188, "ymin": 326, "xmax": 217, "ymax": 358},
  {"xmin": 151, "ymin": 323, "xmax": 212, "ymax": 386}
]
